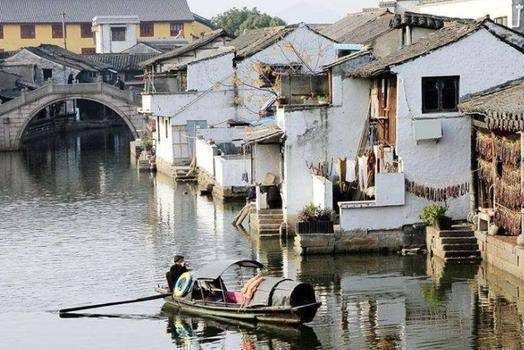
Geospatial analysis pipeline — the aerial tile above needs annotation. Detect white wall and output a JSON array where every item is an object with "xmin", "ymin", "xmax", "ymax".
[
  {"xmin": 215, "ymin": 155, "xmax": 251, "ymax": 187},
  {"xmin": 253, "ymin": 143, "xmax": 281, "ymax": 184},
  {"xmin": 187, "ymin": 52, "xmax": 235, "ymax": 91},
  {"xmin": 312, "ymin": 175, "xmax": 333, "ymax": 210},
  {"xmin": 418, "ymin": 0, "xmax": 514, "ymax": 26},
  {"xmin": 95, "ymin": 23, "xmax": 138, "ymax": 53},
  {"xmin": 155, "ymin": 116, "xmax": 174, "ymax": 167},
  {"xmin": 148, "ymin": 90, "xmax": 238, "ymax": 166},
  {"xmin": 195, "ymin": 138, "xmax": 217, "ymax": 176},
  {"xmin": 280, "ymin": 78, "xmax": 371, "ymax": 220},
  {"xmin": 236, "ymin": 24, "xmax": 337, "ymax": 116},
  {"xmin": 340, "ymin": 28, "xmax": 524, "ymax": 232}
]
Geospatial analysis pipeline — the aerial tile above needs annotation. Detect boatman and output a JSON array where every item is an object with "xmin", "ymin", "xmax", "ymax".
[{"xmin": 166, "ymin": 255, "xmax": 188, "ymax": 291}]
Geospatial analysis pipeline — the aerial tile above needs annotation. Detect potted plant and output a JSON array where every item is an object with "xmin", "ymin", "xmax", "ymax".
[
  {"xmin": 141, "ymin": 139, "xmax": 153, "ymax": 153},
  {"xmin": 297, "ymin": 203, "xmax": 335, "ymax": 234},
  {"xmin": 420, "ymin": 204, "xmax": 452, "ymax": 230}
]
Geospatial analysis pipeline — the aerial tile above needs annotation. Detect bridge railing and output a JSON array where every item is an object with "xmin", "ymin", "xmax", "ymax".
[{"xmin": 0, "ymin": 82, "xmax": 142, "ymax": 117}]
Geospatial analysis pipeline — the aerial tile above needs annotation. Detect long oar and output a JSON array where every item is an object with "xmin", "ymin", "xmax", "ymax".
[{"xmin": 59, "ymin": 293, "xmax": 171, "ymax": 314}]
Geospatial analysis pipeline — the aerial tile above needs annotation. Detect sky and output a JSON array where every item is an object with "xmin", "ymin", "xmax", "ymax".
[{"xmin": 190, "ymin": 0, "xmax": 380, "ymax": 24}]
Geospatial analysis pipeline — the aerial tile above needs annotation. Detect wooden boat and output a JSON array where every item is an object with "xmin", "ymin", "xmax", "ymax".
[{"xmin": 155, "ymin": 259, "xmax": 321, "ymax": 325}]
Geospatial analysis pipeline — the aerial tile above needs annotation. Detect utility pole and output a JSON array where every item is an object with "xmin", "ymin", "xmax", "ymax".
[{"xmin": 60, "ymin": 12, "xmax": 67, "ymax": 50}]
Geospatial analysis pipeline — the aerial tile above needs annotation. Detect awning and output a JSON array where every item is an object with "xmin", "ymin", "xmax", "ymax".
[
  {"xmin": 244, "ymin": 123, "xmax": 285, "ymax": 145},
  {"xmin": 192, "ymin": 259, "xmax": 264, "ymax": 281}
]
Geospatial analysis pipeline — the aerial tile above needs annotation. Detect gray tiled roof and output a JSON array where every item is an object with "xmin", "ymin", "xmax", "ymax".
[
  {"xmin": 140, "ymin": 29, "xmax": 232, "ymax": 67},
  {"xmin": 22, "ymin": 45, "xmax": 109, "ymax": 71},
  {"xmin": 349, "ymin": 20, "xmax": 481, "ymax": 78},
  {"xmin": 83, "ymin": 53, "xmax": 159, "ymax": 71},
  {"xmin": 0, "ymin": 0, "xmax": 194, "ymax": 23},
  {"xmin": 321, "ymin": 9, "xmax": 393, "ymax": 44},
  {"xmin": 460, "ymin": 77, "xmax": 524, "ymax": 117}
]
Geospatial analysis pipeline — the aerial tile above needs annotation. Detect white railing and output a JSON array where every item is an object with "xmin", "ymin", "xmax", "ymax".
[{"xmin": 0, "ymin": 82, "xmax": 141, "ymax": 116}]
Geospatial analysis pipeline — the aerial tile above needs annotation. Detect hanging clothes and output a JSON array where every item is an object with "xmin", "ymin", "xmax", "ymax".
[
  {"xmin": 346, "ymin": 160, "xmax": 356, "ymax": 183},
  {"xmin": 358, "ymin": 156, "xmax": 368, "ymax": 191}
]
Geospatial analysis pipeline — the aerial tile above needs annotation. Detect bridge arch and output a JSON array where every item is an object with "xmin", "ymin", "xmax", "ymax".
[
  {"xmin": 18, "ymin": 95, "xmax": 140, "ymax": 145},
  {"xmin": 0, "ymin": 83, "xmax": 143, "ymax": 151}
]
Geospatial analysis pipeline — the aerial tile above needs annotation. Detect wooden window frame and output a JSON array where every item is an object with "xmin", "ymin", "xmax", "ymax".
[
  {"xmin": 0, "ymin": 24, "xmax": 3, "ymax": 39},
  {"xmin": 140, "ymin": 22, "xmax": 154, "ymax": 37},
  {"xmin": 21, "ymin": 24, "xmax": 36, "ymax": 39},
  {"xmin": 421, "ymin": 76, "xmax": 460, "ymax": 114},
  {"xmin": 80, "ymin": 23, "xmax": 92, "ymax": 38},
  {"xmin": 170, "ymin": 23, "xmax": 183, "ymax": 37},
  {"xmin": 52, "ymin": 24, "xmax": 63, "ymax": 39},
  {"xmin": 111, "ymin": 27, "xmax": 126, "ymax": 42}
]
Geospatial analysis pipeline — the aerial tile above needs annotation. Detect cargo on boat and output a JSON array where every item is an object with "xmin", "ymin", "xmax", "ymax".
[{"xmin": 156, "ymin": 259, "xmax": 321, "ymax": 325}]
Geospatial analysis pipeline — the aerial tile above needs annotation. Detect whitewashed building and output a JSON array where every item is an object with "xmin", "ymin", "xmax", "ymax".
[
  {"xmin": 335, "ymin": 18, "xmax": 524, "ymax": 247},
  {"xmin": 245, "ymin": 12, "xmax": 462, "ymax": 235},
  {"xmin": 142, "ymin": 23, "xmax": 337, "ymax": 174},
  {"xmin": 417, "ymin": 0, "xmax": 524, "ymax": 29}
]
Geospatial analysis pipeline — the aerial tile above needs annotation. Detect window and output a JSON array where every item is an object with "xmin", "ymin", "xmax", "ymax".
[
  {"xmin": 43, "ymin": 69, "xmax": 53, "ymax": 81},
  {"xmin": 165, "ymin": 119, "xmax": 169, "ymax": 139},
  {"xmin": 494, "ymin": 16, "xmax": 508, "ymax": 27},
  {"xmin": 0, "ymin": 25, "xmax": 3, "ymax": 39},
  {"xmin": 21, "ymin": 24, "xmax": 35, "ymax": 39},
  {"xmin": 80, "ymin": 23, "xmax": 92, "ymax": 38},
  {"xmin": 52, "ymin": 24, "xmax": 63, "ymax": 39},
  {"xmin": 257, "ymin": 63, "xmax": 301, "ymax": 88},
  {"xmin": 170, "ymin": 23, "xmax": 183, "ymax": 37},
  {"xmin": 422, "ymin": 76, "xmax": 459, "ymax": 113},
  {"xmin": 81, "ymin": 47, "xmax": 96, "ymax": 54},
  {"xmin": 140, "ymin": 22, "xmax": 154, "ymax": 37},
  {"xmin": 111, "ymin": 27, "xmax": 126, "ymax": 42}
]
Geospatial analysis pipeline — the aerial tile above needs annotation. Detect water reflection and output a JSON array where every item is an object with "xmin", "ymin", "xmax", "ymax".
[
  {"xmin": 164, "ymin": 311, "xmax": 322, "ymax": 349},
  {"xmin": 2, "ymin": 128, "xmax": 524, "ymax": 349}
]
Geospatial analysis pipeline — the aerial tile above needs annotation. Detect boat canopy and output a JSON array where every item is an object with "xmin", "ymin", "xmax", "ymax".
[{"xmin": 192, "ymin": 259, "xmax": 264, "ymax": 281}]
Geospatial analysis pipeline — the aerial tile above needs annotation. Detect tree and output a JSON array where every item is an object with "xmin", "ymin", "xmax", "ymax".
[{"xmin": 212, "ymin": 7, "xmax": 286, "ymax": 36}]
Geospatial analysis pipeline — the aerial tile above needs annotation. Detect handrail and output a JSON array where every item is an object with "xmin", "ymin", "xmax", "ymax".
[{"xmin": 0, "ymin": 82, "xmax": 141, "ymax": 116}]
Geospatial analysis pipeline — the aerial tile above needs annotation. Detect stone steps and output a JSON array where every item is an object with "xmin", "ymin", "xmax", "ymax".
[
  {"xmin": 440, "ymin": 237, "xmax": 478, "ymax": 244},
  {"xmin": 428, "ymin": 227, "xmax": 481, "ymax": 261},
  {"xmin": 250, "ymin": 209, "xmax": 284, "ymax": 237},
  {"xmin": 441, "ymin": 243, "xmax": 479, "ymax": 251},
  {"xmin": 444, "ymin": 250, "xmax": 481, "ymax": 259},
  {"xmin": 438, "ymin": 230, "xmax": 475, "ymax": 238}
]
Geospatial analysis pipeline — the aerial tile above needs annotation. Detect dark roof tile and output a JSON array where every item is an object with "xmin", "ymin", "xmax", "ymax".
[{"xmin": 0, "ymin": 0, "xmax": 194, "ymax": 23}]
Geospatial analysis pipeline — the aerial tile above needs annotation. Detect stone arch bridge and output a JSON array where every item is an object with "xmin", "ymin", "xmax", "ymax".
[{"xmin": 0, "ymin": 82, "xmax": 144, "ymax": 151}]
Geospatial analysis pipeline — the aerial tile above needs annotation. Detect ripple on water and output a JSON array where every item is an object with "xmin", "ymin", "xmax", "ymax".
[{"xmin": 1, "ymin": 129, "xmax": 524, "ymax": 349}]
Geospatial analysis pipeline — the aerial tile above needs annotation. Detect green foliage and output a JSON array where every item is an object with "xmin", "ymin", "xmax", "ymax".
[
  {"xmin": 420, "ymin": 204, "xmax": 447, "ymax": 226},
  {"xmin": 212, "ymin": 7, "xmax": 286, "ymax": 36},
  {"xmin": 298, "ymin": 203, "xmax": 335, "ymax": 222},
  {"xmin": 141, "ymin": 139, "xmax": 153, "ymax": 152}
]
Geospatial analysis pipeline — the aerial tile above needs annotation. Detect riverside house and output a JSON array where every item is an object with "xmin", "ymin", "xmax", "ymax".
[
  {"xmin": 245, "ymin": 12, "xmax": 467, "ymax": 236},
  {"xmin": 141, "ymin": 23, "xmax": 337, "ymax": 175},
  {"xmin": 460, "ymin": 77, "xmax": 524, "ymax": 281},
  {"xmin": 333, "ymin": 18, "xmax": 524, "ymax": 251}
]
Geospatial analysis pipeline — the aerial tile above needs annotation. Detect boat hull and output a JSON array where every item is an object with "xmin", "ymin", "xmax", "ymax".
[{"xmin": 161, "ymin": 296, "xmax": 319, "ymax": 325}]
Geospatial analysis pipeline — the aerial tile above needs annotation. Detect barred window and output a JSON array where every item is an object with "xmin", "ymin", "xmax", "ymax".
[
  {"xmin": 80, "ymin": 23, "xmax": 92, "ymax": 38},
  {"xmin": 170, "ymin": 23, "xmax": 183, "ymax": 37},
  {"xmin": 140, "ymin": 22, "xmax": 154, "ymax": 37},
  {"xmin": 52, "ymin": 24, "xmax": 63, "ymax": 39},
  {"xmin": 21, "ymin": 24, "xmax": 35, "ymax": 39},
  {"xmin": 111, "ymin": 27, "xmax": 126, "ymax": 42}
]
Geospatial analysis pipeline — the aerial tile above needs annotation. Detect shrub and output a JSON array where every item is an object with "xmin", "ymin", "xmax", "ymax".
[
  {"xmin": 142, "ymin": 139, "xmax": 153, "ymax": 152},
  {"xmin": 298, "ymin": 203, "xmax": 335, "ymax": 222},
  {"xmin": 420, "ymin": 204, "xmax": 447, "ymax": 226}
]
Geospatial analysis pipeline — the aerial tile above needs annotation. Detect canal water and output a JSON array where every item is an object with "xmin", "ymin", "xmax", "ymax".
[{"xmin": 1, "ymin": 128, "xmax": 524, "ymax": 349}]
